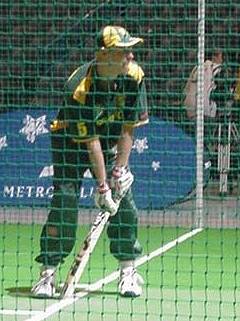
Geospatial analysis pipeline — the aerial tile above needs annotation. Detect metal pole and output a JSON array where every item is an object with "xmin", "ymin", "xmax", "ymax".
[{"xmin": 196, "ymin": 0, "xmax": 205, "ymax": 228}]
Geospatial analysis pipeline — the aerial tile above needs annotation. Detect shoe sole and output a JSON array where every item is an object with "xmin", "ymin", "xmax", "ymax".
[
  {"xmin": 120, "ymin": 291, "xmax": 140, "ymax": 298},
  {"xmin": 31, "ymin": 291, "xmax": 56, "ymax": 299}
]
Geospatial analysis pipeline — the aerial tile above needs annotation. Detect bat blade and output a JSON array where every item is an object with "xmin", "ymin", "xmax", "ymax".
[{"xmin": 60, "ymin": 210, "xmax": 111, "ymax": 298}]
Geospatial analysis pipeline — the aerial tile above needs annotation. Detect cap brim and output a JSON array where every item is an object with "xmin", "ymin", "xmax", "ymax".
[{"xmin": 115, "ymin": 37, "xmax": 144, "ymax": 48}]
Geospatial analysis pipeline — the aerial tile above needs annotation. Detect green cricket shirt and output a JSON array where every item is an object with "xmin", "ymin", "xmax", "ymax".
[{"xmin": 52, "ymin": 59, "xmax": 148, "ymax": 152}]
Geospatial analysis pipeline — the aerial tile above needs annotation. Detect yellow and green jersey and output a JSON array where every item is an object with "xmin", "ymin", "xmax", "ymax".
[{"xmin": 52, "ymin": 59, "xmax": 148, "ymax": 152}]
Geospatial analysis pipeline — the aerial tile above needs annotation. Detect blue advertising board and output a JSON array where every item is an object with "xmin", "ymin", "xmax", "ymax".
[{"xmin": 0, "ymin": 110, "xmax": 199, "ymax": 209}]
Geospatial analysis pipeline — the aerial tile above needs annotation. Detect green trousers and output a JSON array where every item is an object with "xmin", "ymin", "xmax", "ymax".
[{"xmin": 35, "ymin": 130, "xmax": 142, "ymax": 266}]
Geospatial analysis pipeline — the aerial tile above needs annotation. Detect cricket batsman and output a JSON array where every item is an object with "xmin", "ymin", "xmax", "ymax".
[{"xmin": 31, "ymin": 25, "xmax": 149, "ymax": 298}]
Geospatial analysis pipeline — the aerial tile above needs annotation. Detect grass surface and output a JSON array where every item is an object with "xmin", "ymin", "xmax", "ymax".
[{"xmin": 0, "ymin": 224, "xmax": 239, "ymax": 321}]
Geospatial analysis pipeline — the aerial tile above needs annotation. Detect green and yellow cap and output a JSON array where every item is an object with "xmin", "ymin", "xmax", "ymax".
[{"xmin": 97, "ymin": 26, "xmax": 143, "ymax": 49}]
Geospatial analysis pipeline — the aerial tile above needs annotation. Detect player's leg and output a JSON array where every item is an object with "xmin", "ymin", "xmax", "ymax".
[
  {"xmin": 107, "ymin": 188, "xmax": 144, "ymax": 297},
  {"xmin": 31, "ymin": 131, "xmax": 84, "ymax": 297}
]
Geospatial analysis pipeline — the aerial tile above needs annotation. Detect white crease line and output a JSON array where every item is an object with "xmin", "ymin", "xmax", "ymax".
[
  {"xmin": 135, "ymin": 227, "xmax": 203, "ymax": 267},
  {"xmin": 0, "ymin": 309, "xmax": 41, "ymax": 315},
  {"xmin": 24, "ymin": 227, "xmax": 203, "ymax": 321}
]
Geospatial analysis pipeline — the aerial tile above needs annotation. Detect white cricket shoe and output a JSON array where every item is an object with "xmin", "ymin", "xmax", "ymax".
[
  {"xmin": 119, "ymin": 266, "xmax": 144, "ymax": 297},
  {"xmin": 31, "ymin": 266, "xmax": 56, "ymax": 298}
]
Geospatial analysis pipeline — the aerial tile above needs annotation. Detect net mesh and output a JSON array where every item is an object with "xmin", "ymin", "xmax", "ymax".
[{"xmin": 0, "ymin": 1, "xmax": 239, "ymax": 320}]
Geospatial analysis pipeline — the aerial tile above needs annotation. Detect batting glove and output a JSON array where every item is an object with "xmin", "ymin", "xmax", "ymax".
[
  {"xmin": 110, "ymin": 166, "xmax": 134, "ymax": 200},
  {"xmin": 95, "ymin": 182, "xmax": 118, "ymax": 215}
]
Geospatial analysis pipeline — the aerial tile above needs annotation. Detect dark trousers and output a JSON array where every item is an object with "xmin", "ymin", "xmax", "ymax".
[{"xmin": 35, "ymin": 130, "xmax": 142, "ymax": 266}]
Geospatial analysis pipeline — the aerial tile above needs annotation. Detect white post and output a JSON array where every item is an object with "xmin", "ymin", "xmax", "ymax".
[{"xmin": 196, "ymin": 0, "xmax": 205, "ymax": 228}]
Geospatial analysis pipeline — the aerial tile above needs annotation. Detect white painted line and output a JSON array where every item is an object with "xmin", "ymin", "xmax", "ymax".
[
  {"xmin": 24, "ymin": 228, "xmax": 203, "ymax": 321},
  {"xmin": 0, "ymin": 309, "xmax": 41, "ymax": 316},
  {"xmin": 135, "ymin": 227, "xmax": 203, "ymax": 267}
]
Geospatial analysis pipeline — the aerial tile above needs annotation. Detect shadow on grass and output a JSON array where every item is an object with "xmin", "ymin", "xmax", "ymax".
[{"xmin": 5, "ymin": 286, "xmax": 119, "ymax": 300}]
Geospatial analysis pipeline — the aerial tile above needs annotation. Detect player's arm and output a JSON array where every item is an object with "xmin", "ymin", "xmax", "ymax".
[
  {"xmin": 115, "ymin": 74, "xmax": 148, "ymax": 167},
  {"xmin": 115, "ymin": 124, "xmax": 134, "ymax": 167},
  {"xmin": 85, "ymin": 137, "xmax": 118, "ymax": 215},
  {"xmin": 63, "ymin": 96, "xmax": 106, "ymax": 183},
  {"xmin": 64, "ymin": 94, "xmax": 118, "ymax": 214},
  {"xmin": 85, "ymin": 137, "xmax": 106, "ymax": 185},
  {"xmin": 109, "ymin": 125, "xmax": 134, "ymax": 200},
  {"xmin": 111, "ymin": 67, "xmax": 149, "ymax": 197}
]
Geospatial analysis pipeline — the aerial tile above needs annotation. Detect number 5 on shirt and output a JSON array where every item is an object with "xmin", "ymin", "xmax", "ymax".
[{"xmin": 77, "ymin": 122, "xmax": 88, "ymax": 137}]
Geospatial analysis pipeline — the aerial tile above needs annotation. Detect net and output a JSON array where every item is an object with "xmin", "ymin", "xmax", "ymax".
[{"xmin": 0, "ymin": 1, "xmax": 239, "ymax": 320}]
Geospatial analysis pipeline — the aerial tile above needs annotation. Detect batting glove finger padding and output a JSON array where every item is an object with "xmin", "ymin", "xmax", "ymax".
[
  {"xmin": 110, "ymin": 166, "xmax": 134, "ymax": 199},
  {"xmin": 95, "ymin": 182, "xmax": 118, "ymax": 215}
]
